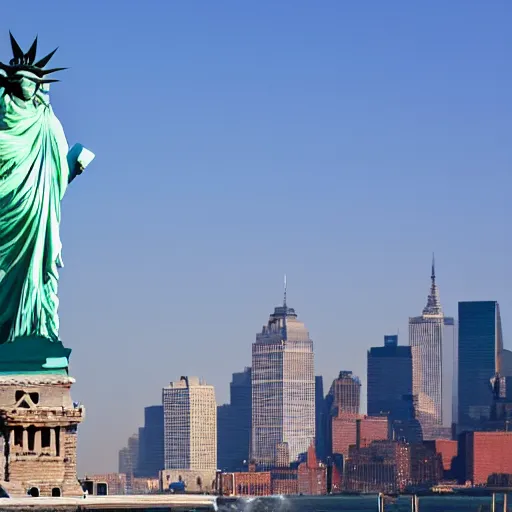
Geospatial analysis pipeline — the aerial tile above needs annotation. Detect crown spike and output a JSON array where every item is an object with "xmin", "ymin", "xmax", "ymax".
[
  {"xmin": 25, "ymin": 36, "xmax": 38, "ymax": 65},
  {"xmin": 39, "ymin": 67, "xmax": 67, "ymax": 76},
  {"xmin": 9, "ymin": 32, "xmax": 24, "ymax": 63},
  {"xmin": 34, "ymin": 47, "xmax": 58, "ymax": 69}
]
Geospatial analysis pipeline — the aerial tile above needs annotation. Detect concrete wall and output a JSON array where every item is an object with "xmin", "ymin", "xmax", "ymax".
[{"xmin": 160, "ymin": 469, "xmax": 216, "ymax": 493}]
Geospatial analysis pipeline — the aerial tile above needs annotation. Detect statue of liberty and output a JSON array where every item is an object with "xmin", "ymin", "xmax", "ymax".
[{"xmin": 0, "ymin": 34, "xmax": 94, "ymax": 373}]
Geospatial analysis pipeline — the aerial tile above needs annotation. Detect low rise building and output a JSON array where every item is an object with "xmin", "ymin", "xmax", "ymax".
[
  {"xmin": 270, "ymin": 469, "xmax": 298, "ymax": 495},
  {"xmin": 332, "ymin": 412, "xmax": 388, "ymax": 458},
  {"xmin": 424, "ymin": 439, "xmax": 457, "ymax": 478},
  {"xmin": 222, "ymin": 471, "xmax": 272, "ymax": 496},
  {"xmin": 460, "ymin": 431, "xmax": 512, "ymax": 485},
  {"xmin": 297, "ymin": 443, "xmax": 326, "ymax": 495},
  {"xmin": 81, "ymin": 473, "xmax": 127, "ymax": 495},
  {"xmin": 160, "ymin": 469, "xmax": 216, "ymax": 493}
]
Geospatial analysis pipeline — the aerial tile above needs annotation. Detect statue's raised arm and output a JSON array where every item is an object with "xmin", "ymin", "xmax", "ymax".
[{"xmin": 0, "ymin": 33, "xmax": 95, "ymax": 374}]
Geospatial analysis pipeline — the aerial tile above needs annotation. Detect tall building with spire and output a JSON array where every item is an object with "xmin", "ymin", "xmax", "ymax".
[
  {"xmin": 409, "ymin": 256, "xmax": 454, "ymax": 439},
  {"xmin": 251, "ymin": 283, "xmax": 315, "ymax": 467}
]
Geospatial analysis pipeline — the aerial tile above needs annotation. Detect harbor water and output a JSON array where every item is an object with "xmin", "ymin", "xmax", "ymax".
[{"xmin": 215, "ymin": 494, "xmax": 505, "ymax": 512}]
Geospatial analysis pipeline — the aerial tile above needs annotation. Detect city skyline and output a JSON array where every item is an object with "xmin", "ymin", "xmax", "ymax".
[
  {"xmin": 112, "ymin": 262, "xmax": 512, "ymax": 478},
  {"xmin": 113, "ymin": 275, "xmax": 512, "ymax": 497},
  {"xmin": 1, "ymin": 1, "xmax": 507, "ymax": 475},
  {"xmin": 113, "ymin": 261, "xmax": 510, "ymax": 476}
]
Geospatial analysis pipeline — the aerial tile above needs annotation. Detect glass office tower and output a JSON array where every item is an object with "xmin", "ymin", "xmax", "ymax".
[
  {"xmin": 251, "ymin": 295, "xmax": 315, "ymax": 466},
  {"xmin": 458, "ymin": 301, "xmax": 503, "ymax": 433}
]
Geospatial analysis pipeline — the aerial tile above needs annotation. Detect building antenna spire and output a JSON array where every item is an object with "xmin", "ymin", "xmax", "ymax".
[
  {"xmin": 422, "ymin": 252, "xmax": 442, "ymax": 315},
  {"xmin": 283, "ymin": 274, "xmax": 287, "ymax": 307}
]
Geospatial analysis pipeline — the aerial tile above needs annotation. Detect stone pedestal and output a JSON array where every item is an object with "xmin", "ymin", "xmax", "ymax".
[{"xmin": 0, "ymin": 374, "xmax": 85, "ymax": 497}]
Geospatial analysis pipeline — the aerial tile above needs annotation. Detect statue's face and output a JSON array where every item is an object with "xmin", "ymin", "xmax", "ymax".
[
  {"xmin": 5, "ymin": 73, "xmax": 40, "ymax": 102},
  {"xmin": 18, "ymin": 77, "xmax": 38, "ymax": 101}
]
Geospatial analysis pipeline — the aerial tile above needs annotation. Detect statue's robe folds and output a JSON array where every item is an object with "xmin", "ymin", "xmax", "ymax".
[{"xmin": 0, "ymin": 88, "xmax": 69, "ymax": 344}]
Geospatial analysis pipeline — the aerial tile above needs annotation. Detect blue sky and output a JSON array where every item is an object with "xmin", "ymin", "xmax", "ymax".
[{"xmin": 2, "ymin": 1, "xmax": 510, "ymax": 473}]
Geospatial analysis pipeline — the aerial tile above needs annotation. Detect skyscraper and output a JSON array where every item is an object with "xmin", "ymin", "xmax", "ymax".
[
  {"xmin": 324, "ymin": 372, "xmax": 361, "ymax": 457},
  {"xmin": 315, "ymin": 376, "xmax": 328, "ymax": 462},
  {"xmin": 162, "ymin": 376, "xmax": 217, "ymax": 470},
  {"xmin": 409, "ymin": 257, "xmax": 454, "ymax": 439},
  {"xmin": 367, "ymin": 335, "xmax": 413, "ymax": 422},
  {"xmin": 458, "ymin": 301, "xmax": 504, "ymax": 433},
  {"xmin": 251, "ymin": 290, "xmax": 315, "ymax": 467},
  {"xmin": 326, "ymin": 371, "xmax": 361, "ymax": 416},
  {"xmin": 138, "ymin": 405, "xmax": 164, "ymax": 477},
  {"xmin": 218, "ymin": 368, "xmax": 252, "ymax": 471},
  {"xmin": 118, "ymin": 433, "xmax": 139, "ymax": 492}
]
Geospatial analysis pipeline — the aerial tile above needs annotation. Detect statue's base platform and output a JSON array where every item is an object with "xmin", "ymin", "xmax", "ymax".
[
  {"xmin": 0, "ymin": 374, "xmax": 85, "ymax": 497},
  {"xmin": 0, "ymin": 337, "xmax": 71, "ymax": 374}
]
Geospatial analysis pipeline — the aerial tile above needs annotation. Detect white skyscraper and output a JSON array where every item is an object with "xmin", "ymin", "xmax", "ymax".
[
  {"xmin": 251, "ymin": 288, "xmax": 315, "ymax": 466},
  {"xmin": 162, "ymin": 376, "xmax": 217, "ymax": 470},
  {"xmin": 409, "ymin": 256, "xmax": 454, "ymax": 439}
]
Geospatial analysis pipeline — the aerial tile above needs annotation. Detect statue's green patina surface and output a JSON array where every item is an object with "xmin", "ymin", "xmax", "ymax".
[{"xmin": 0, "ymin": 34, "xmax": 94, "ymax": 373}]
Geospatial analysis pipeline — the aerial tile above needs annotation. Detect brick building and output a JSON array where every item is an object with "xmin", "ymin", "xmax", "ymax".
[
  {"xmin": 297, "ymin": 443, "xmax": 327, "ymax": 495},
  {"xmin": 223, "ymin": 471, "xmax": 272, "ymax": 496},
  {"xmin": 424, "ymin": 439, "xmax": 457, "ymax": 478},
  {"xmin": 461, "ymin": 432, "xmax": 512, "ymax": 485},
  {"xmin": 271, "ymin": 469, "xmax": 298, "ymax": 495},
  {"xmin": 409, "ymin": 444, "xmax": 443, "ymax": 486},
  {"xmin": 344, "ymin": 440, "xmax": 442, "ymax": 493},
  {"xmin": 344, "ymin": 442, "xmax": 402, "ymax": 493},
  {"xmin": 332, "ymin": 412, "xmax": 388, "ymax": 458}
]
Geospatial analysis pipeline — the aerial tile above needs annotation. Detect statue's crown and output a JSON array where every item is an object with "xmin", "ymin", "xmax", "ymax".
[{"xmin": 0, "ymin": 32, "xmax": 65, "ymax": 84}]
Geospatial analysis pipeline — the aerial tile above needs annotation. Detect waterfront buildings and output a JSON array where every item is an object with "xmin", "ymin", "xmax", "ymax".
[
  {"xmin": 423, "ymin": 439, "xmax": 457, "ymax": 478},
  {"xmin": 343, "ymin": 440, "xmax": 442, "ymax": 494},
  {"xmin": 458, "ymin": 301, "xmax": 504, "ymax": 433},
  {"xmin": 367, "ymin": 335, "xmax": 413, "ymax": 423},
  {"xmin": 217, "ymin": 368, "xmax": 252, "ymax": 471},
  {"xmin": 297, "ymin": 443, "xmax": 327, "ymax": 495},
  {"xmin": 270, "ymin": 468, "xmax": 299, "ymax": 495},
  {"xmin": 137, "ymin": 405, "xmax": 164, "ymax": 478},
  {"xmin": 82, "ymin": 473, "xmax": 128, "ymax": 495},
  {"xmin": 160, "ymin": 468, "xmax": 216, "ymax": 493},
  {"xmin": 460, "ymin": 431, "xmax": 512, "ymax": 485},
  {"xmin": 162, "ymin": 376, "xmax": 217, "ymax": 470},
  {"xmin": 251, "ymin": 294, "xmax": 315, "ymax": 466},
  {"xmin": 409, "ymin": 257, "xmax": 454, "ymax": 439},
  {"xmin": 331, "ymin": 413, "xmax": 388, "ymax": 458}
]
